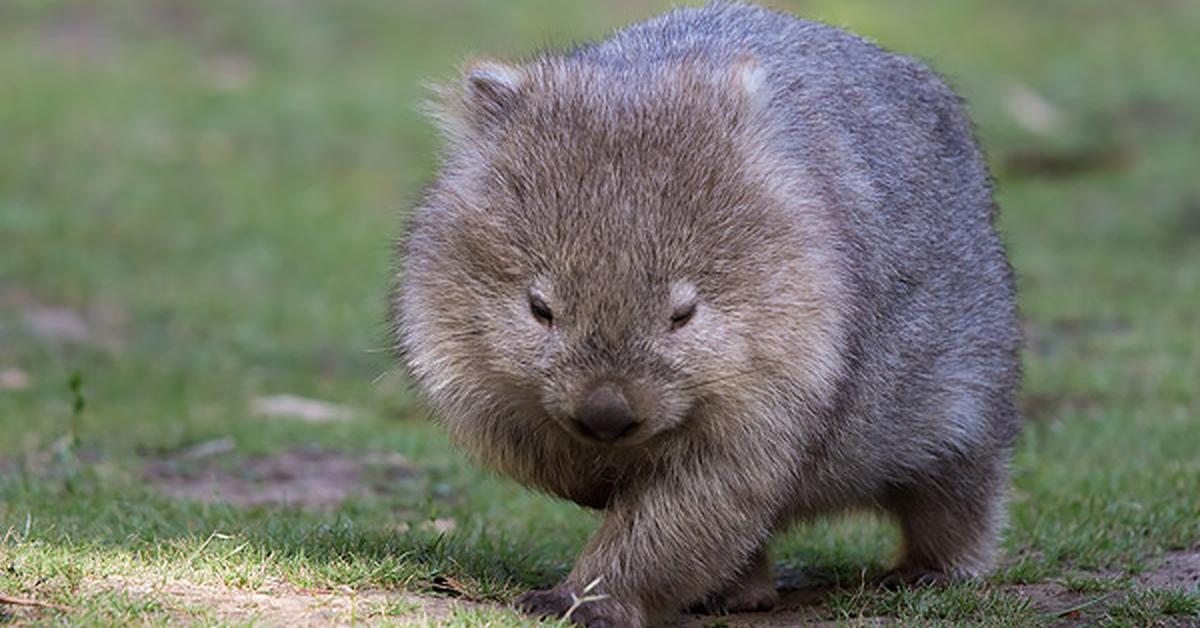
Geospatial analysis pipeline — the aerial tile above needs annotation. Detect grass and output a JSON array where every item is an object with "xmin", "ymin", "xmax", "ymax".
[
  {"xmin": 1101, "ymin": 589, "xmax": 1200, "ymax": 627},
  {"xmin": 2, "ymin": 0, "xmax": 1198, "ymax": 625},
  {"xmin": 827, "ymin": 583, "xmax": 1040, "ymax": 626}
]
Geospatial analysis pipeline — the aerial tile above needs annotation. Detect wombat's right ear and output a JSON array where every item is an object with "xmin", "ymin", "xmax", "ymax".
[{"xmin": 426, "ymin": 59, "xmax": 525, "ymax": 141}]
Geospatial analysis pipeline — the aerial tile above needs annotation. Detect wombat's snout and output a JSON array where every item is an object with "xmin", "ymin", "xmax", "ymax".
[{"xmin": 572, "ymin": 384, "xmax": 640, "ymax": 443}]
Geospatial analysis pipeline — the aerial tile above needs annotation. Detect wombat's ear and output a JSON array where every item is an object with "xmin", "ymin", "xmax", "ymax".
[
  {"xmin": 427, "ymin": 58, "xmax": 526, "ymax": 141},
  {"xmin": 731, "ymin": 54, "xmax": 771, "ymax": 111},
  {"xmin": 463, "ymin": 60, "xmax": 524, "ymax": 119}
]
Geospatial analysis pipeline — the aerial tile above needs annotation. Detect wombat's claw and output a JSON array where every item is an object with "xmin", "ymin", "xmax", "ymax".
[
  {"xmin": 517, "ymin": 588, "xmax": 574, "ymax": 617},
  {"xmin": 688, "ymin": 588, "xmax": 778, "ymax": 615},
  {"xmin": 687, "ymin": 594, "xmax": 727, "ymax": 616},
  {"xmin": 871, "ymin": 566, "xmax": 953, "ymax": 589},
  {"xmin": 515, "ymin": 589, "xmax": 621, "ymax": 628}
]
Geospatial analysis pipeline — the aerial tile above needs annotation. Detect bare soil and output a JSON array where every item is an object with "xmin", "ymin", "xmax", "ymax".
[
  {"xmin": 128, "ymin": 442, "xmax": 1200, "ymax": 625},
  {"xmin": 92, "ymin": 576, "xmax": 483, "ymax": 626},
  {"xmin": 142, "ymin": 446, "xmax": 418, "ymax": 511},
  {"xmin": 1139, "ymin": 548, "xmax": 1200, "ymax": 591},
  {"xmin": 6, "ymin": 543, "xmax": 1196, "ymax": 625},
  {"xmin": 667, "ymin": 549, "xmax": 1200, "ymax": 626}
]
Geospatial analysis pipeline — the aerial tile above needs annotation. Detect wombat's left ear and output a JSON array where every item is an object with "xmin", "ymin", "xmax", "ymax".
[{"xmin": 426, "ymin": 58, "xmax": 525, "ymax": 142}]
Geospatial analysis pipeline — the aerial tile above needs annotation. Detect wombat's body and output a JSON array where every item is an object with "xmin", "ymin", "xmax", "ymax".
[{"xmin": 393, "ymin": 3, "xmax": 1021, "ymax": 625}]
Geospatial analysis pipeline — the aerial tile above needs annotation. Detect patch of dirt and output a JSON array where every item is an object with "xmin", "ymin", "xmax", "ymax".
[
  {"xmin": 144, "ymin": 0, "xmax": 204, "ymax": 36},
  {"xmin": 34, "ymin": 0, "xmax": 205, "ymax": 67},
  {"xmin": 0, "ymin": 367, "xmax": 31, "ymax": 391},
  {"xmin": 664, "ymin": 581, "xmax": 1073, "ymax": 627},
  {"xmin": 667, "ymin": 588, "xmax": 863, "ymax": 627},
  {"xmin": 201, "ymin": 52, "xmax": 257, "ymax": 91},
  {"xmin": 143, "ymin": 446, "xmax": 417, "ymax": 510},
  {"xmin": 37, "ymin": 6, "xmax": 116, "ymax": 65},
  {"xmin": 1138, "ymin": 547, "xmax": 1200, "ymax": 592},
  {"xmin": 664, "ymin": 551, "xmax": 1200, "ymax": 626},
  {"xmin": 23, "ymin": 306, "xmax": 91, "ymax": 343},
  {"xmin": 15, "ymin": 552, "xmax": 1200, "ymax": 626},
  {"xmin": 1006, "ymin": 581, "xmax": 1096, "ymax": 624},
  {"xmin": 92, "ymin": 576, "xmax": 484, "ymax": 626},
  {"xmin": 251, "ymin": 394, "xmax": 358, "ymax": 423},
  {"xmin": 5, "ymin": 288, "xmax": 128, "ymax": 353}
]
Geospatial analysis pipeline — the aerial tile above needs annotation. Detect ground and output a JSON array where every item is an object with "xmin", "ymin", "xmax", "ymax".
[{"xmin": 1, "ymin": 0, "xmax": 1198, "ymax": 626}]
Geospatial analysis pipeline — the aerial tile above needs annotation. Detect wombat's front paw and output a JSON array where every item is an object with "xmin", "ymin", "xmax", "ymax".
[
  {"xmin": 516, "ymin": 588, "xmax": 635, "ymax": 627},
  {"xmin": 517, "ymin": 588, "xmax": 574, "ymax": 618},
  {"xmin": 691, "ymin": 583, "xmax": 782, "ymax": 614},
  {"xmin": 689, "ymin": 585, "xmax": 778, "ymax": 615}
]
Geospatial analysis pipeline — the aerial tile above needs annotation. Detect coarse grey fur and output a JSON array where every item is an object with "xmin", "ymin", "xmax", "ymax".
[{"xmin": 392, "ymin": 2, "xmax": 1021, "ymax": 626}]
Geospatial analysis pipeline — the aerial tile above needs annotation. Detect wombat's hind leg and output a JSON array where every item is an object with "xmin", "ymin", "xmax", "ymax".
[
  {"xmin": 689, "ymin": 546, "xmax": 778, "ymax": 615},
  {"xmin": 878, "ymin": 462, "xmax": 1007, "ymax": 587}
]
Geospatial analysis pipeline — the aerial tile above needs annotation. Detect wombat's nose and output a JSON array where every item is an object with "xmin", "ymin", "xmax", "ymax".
[{"xmin": 574, "ymin": 384, "xmax": 639, "ymax": 443}]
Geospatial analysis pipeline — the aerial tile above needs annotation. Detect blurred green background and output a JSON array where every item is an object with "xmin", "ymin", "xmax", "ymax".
[{"xmin": 1, "ymin": 1, "xmax": 1198, "ymax": 624}]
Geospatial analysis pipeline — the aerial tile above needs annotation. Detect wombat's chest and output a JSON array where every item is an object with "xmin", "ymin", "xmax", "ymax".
[{"xmin": 561, "ymin": 479, "xmax": 615, "ymax": 510}]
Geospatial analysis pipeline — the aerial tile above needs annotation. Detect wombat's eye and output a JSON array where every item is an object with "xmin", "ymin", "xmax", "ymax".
[
  {"xmin": 670, "ymin": 302, "xmax": 696, "ymax": 330},
  {"xmin": 529, "ymin": 295, "xmax": 553, "ymax": 327}
]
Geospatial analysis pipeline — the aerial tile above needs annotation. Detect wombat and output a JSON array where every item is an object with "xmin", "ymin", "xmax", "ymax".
[{"xmin": 392, "ymin": 2, "xmax": 1021, "ymax": 626}]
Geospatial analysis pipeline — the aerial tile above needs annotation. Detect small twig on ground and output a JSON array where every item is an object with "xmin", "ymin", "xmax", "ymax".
[
  {"xmin": 564, "ymin": 577, "xmax": 609, "ymax": 622},
  {"xmin": 0, "ymin": 594, "xmax": 73, "ymax": 613},
  {"xmin": 1046, "ymin": 592, "xmax": 1118, "ymax": 620}
]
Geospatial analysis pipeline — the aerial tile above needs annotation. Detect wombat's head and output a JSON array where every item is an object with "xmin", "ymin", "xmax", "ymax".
[{"xmin": 394, "ymin": 55, "xmax": 844, "ymax": 453}]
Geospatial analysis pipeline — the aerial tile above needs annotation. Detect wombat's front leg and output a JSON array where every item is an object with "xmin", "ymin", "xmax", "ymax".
[
  {"xmin": 691, "ymin": 547, "xmax": 778, "ymax": 615},
  {"xmin": 518, "ymin": 449, "xmax": 789, "ymax": 626}
]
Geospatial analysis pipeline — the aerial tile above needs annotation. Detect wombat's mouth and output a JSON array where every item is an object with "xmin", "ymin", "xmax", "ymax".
[
  {"xmin": 554, "ymin": 414, "xmax": 660, "ymax": 448},
  {"xmin": 574, "ymin": 417, "xmax": 640, "ymax": 442}
]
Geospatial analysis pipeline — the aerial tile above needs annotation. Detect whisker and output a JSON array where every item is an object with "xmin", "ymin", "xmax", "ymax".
[
  {"xmin": 676, "ymin": 368, "xmax": 762, "ymax": 392},
  {"xmin": 371, "ymin": 367, "xmax": 398, "ymax": 385}
]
